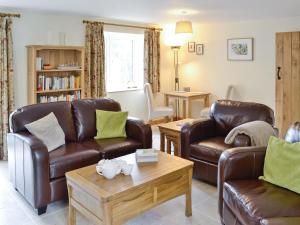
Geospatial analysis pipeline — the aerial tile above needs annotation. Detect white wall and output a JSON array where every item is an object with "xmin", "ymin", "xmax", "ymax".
[
  {"xmin": 11, "ymin": 11, "xmax": 149, "ymax": 119},
  {"xmin": 160, "ymin": 17, "xmax": 300, "ymax": 117},
  {"xmin": 9, "ymin": 10, "xmax": 300, "ymax": 120}
]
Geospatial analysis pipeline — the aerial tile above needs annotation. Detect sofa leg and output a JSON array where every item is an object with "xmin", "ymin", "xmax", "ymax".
[{"xmin": 36, "ymin": 206, "xmax": 47, "ymax": 215}]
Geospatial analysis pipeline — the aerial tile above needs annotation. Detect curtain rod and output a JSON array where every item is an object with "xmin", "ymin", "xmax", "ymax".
[
  {"xmin": 83, "ymin": 20, "xmax": 162, "ymax": 31},
  {"xmin": 0, "ymin": 13, "xmax": 21, "ymax": 18}
]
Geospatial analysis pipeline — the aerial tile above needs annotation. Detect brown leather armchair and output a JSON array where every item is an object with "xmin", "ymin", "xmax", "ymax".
[
  {"xmin": 181, "ymin": 100, "xmax": 275, "ymax": 185},
  {"xmin": 218, "ymin": 122, "xmax": 300, "ymax": 225},
  {"xmin": 7, "ymin": 98, "xmax": 152, "ymax": 215}
]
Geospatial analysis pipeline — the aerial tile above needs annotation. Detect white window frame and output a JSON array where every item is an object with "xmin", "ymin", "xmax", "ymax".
[{"xmin": 104, "ymin": 31, "xmax": 144, "ymax": 93}]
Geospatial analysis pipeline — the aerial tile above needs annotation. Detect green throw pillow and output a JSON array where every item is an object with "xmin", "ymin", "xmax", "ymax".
[
  {"xmin": 94, "ymin": 110, "xmax": 128, "ymax": 139},
  {"xmin": 259, "ymin": 136, "xmax": 300, "ymax": 194}
]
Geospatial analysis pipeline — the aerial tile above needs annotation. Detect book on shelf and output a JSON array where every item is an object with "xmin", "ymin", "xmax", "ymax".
[
  {"xmin": 36, "ymin": 57, "xmax": 43, "ymax": 70},
  {"xmin": 38, "ymin": 91, "xmax": 81, "ymax": 103},
  {"xmin": 37, "ymin": 74, "xmax": 80, "ymax": 91},
  {"xmin": 136, "ymin": 149, "xmax": 159, "ymax": 163}
]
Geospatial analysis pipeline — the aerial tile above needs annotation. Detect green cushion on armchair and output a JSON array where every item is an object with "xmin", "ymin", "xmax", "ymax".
[{"xmin": 259, "ymin": 136, "xmax": 300, "ymax": 194}]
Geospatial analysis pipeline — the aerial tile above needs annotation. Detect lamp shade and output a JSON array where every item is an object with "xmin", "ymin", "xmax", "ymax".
[{"xmin": 175, "ymin": 20, "xmax": 193, "ymax": 34}]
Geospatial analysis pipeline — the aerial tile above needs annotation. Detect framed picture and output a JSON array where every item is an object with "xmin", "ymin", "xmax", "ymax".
[
  {"xmin": 227, "ymin": 38, "xmax": 253, "ymax": 61},
  {"xmin": 196, "ymin": 44, "xmax": 204, "ymax": 55},
  {"xmin": 188, "ymin": 42, "xmax": 195, "ymax": 52}
]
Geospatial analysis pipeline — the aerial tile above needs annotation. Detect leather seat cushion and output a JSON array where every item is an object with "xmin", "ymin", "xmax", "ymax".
[
  {"xmin": 81, "ymin": 138, "xmax": 142, "ymax": 159},
  {"xmin": 223, "ymin": 180, "xmax": 300, "ymax": 225},
  {"xmin": 190, "ymin": 136, "xmax": 233, "ymax": 164},
  {"xmin": 49, "ymin": 143, "xmax": 100, "ymax": 179}
]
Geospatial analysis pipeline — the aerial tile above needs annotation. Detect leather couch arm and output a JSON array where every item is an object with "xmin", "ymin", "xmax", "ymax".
[
  {"xmin": 126, "ymin": 117, "xmax": 152, "ymax": 148},
  {"xmin": 7, "ymin": 131, "xmax": 51, "ymax": 209},
  {"xmin": 181, "ymin": 119, "xmax": 216, "ymax": 158},
  {"xmin": 233, "ymin": 134, "xmax": 251, "ymax": 147},
  {"xmin": 217, "ymin": 146, "xmax": 267, "ymax": 219}
]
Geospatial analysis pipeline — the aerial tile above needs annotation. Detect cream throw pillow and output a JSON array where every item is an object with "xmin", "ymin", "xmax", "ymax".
[{"xmin": 25, "ymin": 112, "xmax": 65, "ymax": 151}]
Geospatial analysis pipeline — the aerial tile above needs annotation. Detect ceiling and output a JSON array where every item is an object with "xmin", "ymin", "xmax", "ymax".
[{"xmin": 1, "ymin": 0, "xmax": 300, "ymax": 24}]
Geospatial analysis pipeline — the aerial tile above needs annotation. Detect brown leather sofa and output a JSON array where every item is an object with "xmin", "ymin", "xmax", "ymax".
[
  {"xmin": 218, "ymin": 122, "xmax": 300, "ymax": 225},
  {"xmin": 7, "ymin": 98, "xmax": 152, "ymax": 215},
  {"xmin": 181, "ymin": 100, "xmax": 275, "ymax": 185}
]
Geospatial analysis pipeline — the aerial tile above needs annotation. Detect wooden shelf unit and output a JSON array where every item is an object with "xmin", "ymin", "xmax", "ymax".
[
  {"xmin": 27, "ymin": 45, "xmax": 85, "ymax": 104},
  {"xmin": 36, "ymin": 69, "xmax": 83, "ymax": 73},
  {"xmin": 36, "ymin": 88, "xmax": 82, "ymax": 94}
]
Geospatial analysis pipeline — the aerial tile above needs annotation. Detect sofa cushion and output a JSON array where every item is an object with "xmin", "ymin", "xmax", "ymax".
[
  {"xmin": 25, "ymin": 112, "xmax": 65, "ymax": 152},
  {"xmin": 261, "ymin": 217, "xmax": 300, "ymax": 225},
  {"xmin": 10, "ymin": 101, "xmax": 77, "ymax": 142},
  {"xmin": 72, "ymin": 98, "xmax": 121, "ymax": 141},
  {"xmin": 81, "ymin": 138, "xmax": 142, "ymax": 159},
  {"xmin": 95, "ymin": 110, "xmax": 128, "ymax": 139},
  {"xmin": 210, "ymin": 100, "xmax": 275, "ymax": 136},
  {"xmin": 190, "ymin": 137, "xmax": 233, "ymax": 164},
  {"xmin": 260, "ymin": 136, "xmax": 300, "ymax": 195},
  {"xmin": 223, "ymin": 180, "xmax": 300, "ymax": 225},
  {"xmin": 49, "ymin": 143, "xmax": 100, "ymax": 179}
]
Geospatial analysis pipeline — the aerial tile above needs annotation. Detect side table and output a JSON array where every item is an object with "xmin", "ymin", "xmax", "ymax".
[{"xmin": 158, "ymin": 118, "xmax": 206, "ymax": 157}]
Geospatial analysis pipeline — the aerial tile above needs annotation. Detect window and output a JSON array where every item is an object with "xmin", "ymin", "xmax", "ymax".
[{"xmin": 105, "ymin": 31, "xmax": 144, "ymax": 92}]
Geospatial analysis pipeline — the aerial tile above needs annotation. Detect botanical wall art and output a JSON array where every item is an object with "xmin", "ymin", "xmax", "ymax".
[{"xmin": 227, "ymin": 38, "xmax": 253, "ymax": 61}]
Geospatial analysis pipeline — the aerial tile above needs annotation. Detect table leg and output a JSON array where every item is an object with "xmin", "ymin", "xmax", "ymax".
[
  {"xmin": 103, "ymin": 202, "xmax": 113, "ymax": 225},
  {"xmin": 204, "ymin": 95, "xmax": 210, "ymax": 107},
  {"xmin": 173, "ymin": 140, "xmax": 178, "ymax": 156},
  {"xmin": 166, "ymin": 138, "xmax": 171, "ymax": 154},
  {"xmin": 164, "ymin": 94, "xmax": 169, "ymax": 106},
  {"xmin": 160, "ymin": 132, "xmax": 165, "ymax": 153},
  {"xmin": 67, "ymin": 185, "xmax": 76, "ymax": 225},
  {"xmin": 186, "ymin": 99, "xmax": 192, "ymax": 118},
  {"xmin": 185, "ymin": 168, "xmax": 192, "ymax": 217},
  {"xmin": 68, "ymin": 203, "xmax": 76, "ymax": 225},
  {"xmin": 177, "ymin": 135, "xmax": 181, "ymax": 157},
  {"xmin": 183, "ymin": 100, "xmax": 186, "ymax": 118}
]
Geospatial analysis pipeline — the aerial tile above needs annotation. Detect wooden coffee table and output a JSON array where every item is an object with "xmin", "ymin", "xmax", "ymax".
[{"xmin": 66, "ymin": 152, "xmax": 194, "ymax": 225}]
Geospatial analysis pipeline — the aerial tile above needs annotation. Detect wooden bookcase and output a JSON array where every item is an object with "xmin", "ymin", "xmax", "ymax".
[{"xmin": 27, "ymin": 45, "xmax": 85, "ymax": 104}]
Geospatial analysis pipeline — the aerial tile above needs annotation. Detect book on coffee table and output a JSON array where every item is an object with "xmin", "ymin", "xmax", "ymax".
[{"xmin": 136, "ymin": 148, "xmax": 158, "ymax": 163}]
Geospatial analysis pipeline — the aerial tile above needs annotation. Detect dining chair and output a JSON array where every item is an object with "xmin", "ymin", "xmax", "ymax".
[
  {"xmin": 144, "ymin": 83, "xmax": 173, "ymax": 123},
  {"xmin": 200, "ymin": 85, "xmax": 234, "ymax": 118}
]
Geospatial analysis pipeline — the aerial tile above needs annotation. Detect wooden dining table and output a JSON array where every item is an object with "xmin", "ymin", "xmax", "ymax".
[{"xmin": 164, "ymin": 91, "xmax": 210, "ymax": 118}]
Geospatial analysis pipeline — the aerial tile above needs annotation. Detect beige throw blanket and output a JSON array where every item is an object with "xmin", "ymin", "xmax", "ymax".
[{"xmin": 225, "ymin": 120, "xmax": 276, "ymax": 146}]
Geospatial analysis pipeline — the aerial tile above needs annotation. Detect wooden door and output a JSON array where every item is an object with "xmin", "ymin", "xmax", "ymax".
[{"xmin": 276, "ymin": 32, "xmax": 300, "ymax": 137}]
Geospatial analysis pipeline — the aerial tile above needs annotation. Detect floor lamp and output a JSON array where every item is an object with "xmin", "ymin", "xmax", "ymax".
[
  {"xmin": 171, "ymin": 18, "xmax": 193, "ymax": 119},
  {"xmin": 171, "ymin": 46, "xmax": 180, "ymax": 92},
  {"xmin": 171, "ymin": 46, "xmax": 180, "ymax": 119}
]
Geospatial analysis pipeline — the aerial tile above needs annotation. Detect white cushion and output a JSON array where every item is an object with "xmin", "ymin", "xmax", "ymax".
[{"xmin": 25, "ymin": 112, "xmax": 65, "ymax": 151}]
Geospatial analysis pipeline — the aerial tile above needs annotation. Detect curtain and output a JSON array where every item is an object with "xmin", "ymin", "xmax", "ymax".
[
  {"xmin": 0, "ymin": 17, "xmax": 14, "ymax": 160},
  {"xmin": 84, "ymin": 22, "xmax": 106, "ymax": 98},
  {"xmin": 144, "ymin": 29, "xmax": 160, "ymax": 93}
]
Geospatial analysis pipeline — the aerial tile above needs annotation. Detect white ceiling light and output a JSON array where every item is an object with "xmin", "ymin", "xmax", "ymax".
[
  {"xmin": 175, "ymin": 20, "xmax": 193, "ymax": 34},
  {"xmin": 175, "ymin": 10, "xmax": 193, "ymax": 35}
]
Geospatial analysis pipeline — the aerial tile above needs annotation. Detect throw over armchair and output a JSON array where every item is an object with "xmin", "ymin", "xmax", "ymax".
[
  {"xmin": 218, "ymin": 122, "xmax": 300, "ymax": 225},
  {"xmin": 181, "ymin": 100, "xmax": 275, "ymax": 185}
]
